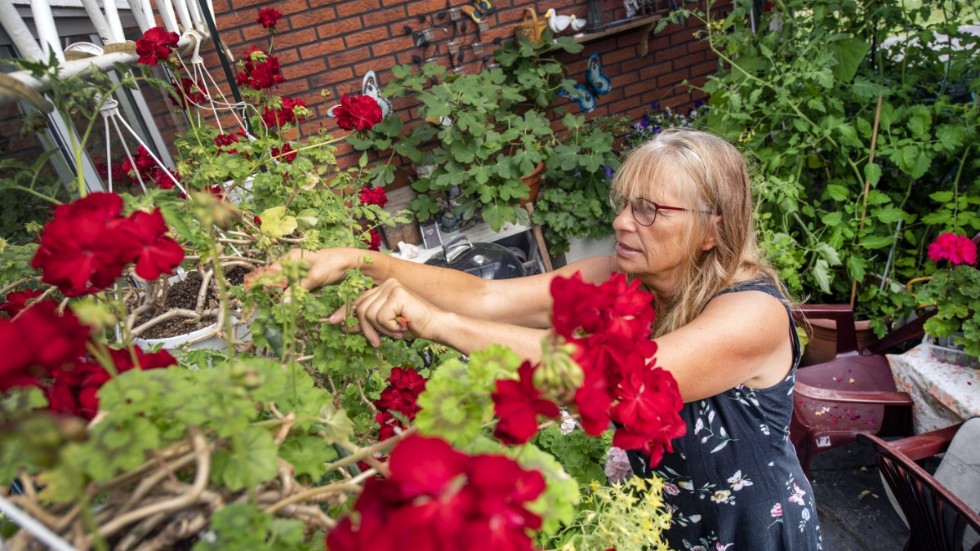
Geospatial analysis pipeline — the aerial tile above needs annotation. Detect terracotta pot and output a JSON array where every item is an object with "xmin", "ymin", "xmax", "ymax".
[
  {"xmin": 800, "ymin": 317, "xmax": 877, "ymax": 366},
  {"xmin": 519, "ymin": 162, "xmax": 546, "ymax": 208}
]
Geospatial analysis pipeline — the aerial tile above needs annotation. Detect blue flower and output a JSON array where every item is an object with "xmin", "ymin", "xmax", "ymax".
[
  {"xmin": 651, "ymin": 101, "xmax": 660, "ymax": 111},
  {"xmin": 694, "ymin": 99, "xmax": 705, "ymax": 108},
  {"xmin": 603, "ymin": 165, "xmax": 615, "ymax": 179},
  {"xmin": 640, "ymin": 113, "xmax": 650, "ymax": 128},
  {"xmin": 653, "ymin": 125, "xmax": 663, "ymax": 134}
]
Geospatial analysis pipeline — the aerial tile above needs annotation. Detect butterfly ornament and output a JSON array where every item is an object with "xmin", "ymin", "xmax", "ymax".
[
  {"xmin": 327, "ymin": 70, "xmax": 392, "ymax": 119},
  {"xmin": 558, "ymin": 52, "xmax": 612, "ymax": 113}
]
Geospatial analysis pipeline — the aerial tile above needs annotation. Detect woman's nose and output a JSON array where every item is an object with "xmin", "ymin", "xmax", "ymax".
[{"xmin": 612, "ymin": 206, "xmax": 634, "ymax": 232}]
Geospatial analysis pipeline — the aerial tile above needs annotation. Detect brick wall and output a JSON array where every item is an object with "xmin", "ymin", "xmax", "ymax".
[
  {"xmin": 204, "ymin": 0, "xmax": 720, "ymax": 171},
  {"xmin": 0, "ymin": 1, "xmax": 721, "ymax": 200}
]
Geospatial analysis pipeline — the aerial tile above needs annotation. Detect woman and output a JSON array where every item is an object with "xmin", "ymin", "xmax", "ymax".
[{"xmin": 271, "ymin": 129, "xmax": 821, "ymax": 550}]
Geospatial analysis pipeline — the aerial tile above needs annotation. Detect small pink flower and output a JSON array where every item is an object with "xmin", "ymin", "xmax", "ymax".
[
  {"xmin": 770, "ymin": 503, "xmax": 783, "ymax": 517},
  {"xmin": 927, "ymin": 232, "xmax": 977, "ymax": 266}
]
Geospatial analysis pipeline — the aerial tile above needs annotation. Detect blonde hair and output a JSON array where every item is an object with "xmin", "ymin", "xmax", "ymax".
[{"xmin": 613, "ymin": 128, "xmax": 788, "ymax": 336}]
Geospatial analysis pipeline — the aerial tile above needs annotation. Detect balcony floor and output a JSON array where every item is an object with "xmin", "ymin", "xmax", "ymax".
[{"xmin": 810, "ymin": 440, "xmax": 909, "ymax": 550}]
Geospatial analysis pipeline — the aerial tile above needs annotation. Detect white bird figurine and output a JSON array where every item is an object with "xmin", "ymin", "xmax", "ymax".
[
  {"xmin": 545, "ymin": 8, "xmax": 572, "ymax": 34},
  {"xmin": 570, "ymin": 15, "xmax": 587, "ymax": 33}
]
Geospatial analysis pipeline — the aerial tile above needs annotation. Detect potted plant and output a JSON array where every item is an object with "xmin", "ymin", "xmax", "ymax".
[
  {"xmin": 353, "ymin": 34, "xmax": 587, "ymax": 232},
  {"xmin": 530, "ymin": 113, "xmax": 626, "ymax": 259},
  {"xmin": 912, "ymin": 232, "xmax": 980, "ymax": 365},
  {"xmin": 660, "ymin": 0, "xmax": 980, "ymax": 338},
  {"xmin": 0, "ymin": 11, "xmax": 685, "ymax": 550}
]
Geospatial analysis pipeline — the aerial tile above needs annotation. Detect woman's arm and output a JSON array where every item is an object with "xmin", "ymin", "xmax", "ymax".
[
  {"xmin": 276, "ymin": 247, "xmax": 615, "ymax": 329},
  {"xmin": 654, "ymin": 290, "xmax": 795, "ymax": 403}
]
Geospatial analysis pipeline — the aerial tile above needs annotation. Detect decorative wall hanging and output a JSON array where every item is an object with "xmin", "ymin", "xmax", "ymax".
[{"xmin": 559, "ymin": 52, "xmax": 612, "ymax": 113}]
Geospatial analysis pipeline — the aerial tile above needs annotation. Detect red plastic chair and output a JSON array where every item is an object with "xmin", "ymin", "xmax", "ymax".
[
  {"xmin": 861, "ymin": 425, "xmax": 980, "ymax": 551},
  {"xmin": 790, "ymin": 305, "xmax": 928, "ymax": 473}
]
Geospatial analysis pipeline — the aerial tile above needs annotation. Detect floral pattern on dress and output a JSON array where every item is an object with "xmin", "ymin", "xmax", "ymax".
[
  {"xmin": 632, "ymin": 281, "xmax": 822, "ymax": 551},
  {"xmin": 693, "ymin": 401, "xmax": 736, "ymax": 453},
  {"xmin": 683, "ymin": 531, "xmax": 734, "ymax": 551}
]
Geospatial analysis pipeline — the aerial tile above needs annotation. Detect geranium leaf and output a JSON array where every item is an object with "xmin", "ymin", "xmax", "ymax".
[{"xmin": 211, "ymin": 425, "xmax": 278, "ymax": 491}]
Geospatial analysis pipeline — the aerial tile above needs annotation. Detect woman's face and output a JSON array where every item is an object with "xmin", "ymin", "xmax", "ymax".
[{"xmin": 611, "ymin": 169, "xmax": 703, "ymax": 296}]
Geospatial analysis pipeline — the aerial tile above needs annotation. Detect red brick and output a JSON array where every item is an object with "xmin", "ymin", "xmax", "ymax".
[
  {"xmin": 370, "ymin": 35, "xmax": 413, "ymax": 57},
  {"xmin": 345, "ymin": 26, "xmax": 391, "ymax": 48},
  {"xmin": 690, "ymin": 59, "xmax": 719, "ymax": 79},
  {"xmin": 337, "ymin": 0, "xmax": 384, "ymax": 17},
  {"xmin": 271, "ymin": 27, "xmax": 316, "ymax": 49},
  {"xmin": 404, "ymin": 0, "xmax": 444, "ymax": 17},
  {"xmin": 328, "ymin": 45, "xmax": 374, "ymax": 67},
  {"xmin": 672, "ymin": 51, "xmax": 705, "ymax": 70},
  {"xmin": 308, "ymin": 67, "xmax": 356, "ymax": 88},
  {"xmin": 656, "ymin": 43, "xmax": 688, "ymax": 63},
  {"xmin": 287, "ymin": 7, "xmax": 337, "ymax": 30},
  {"xmin": 318, "ymin": 18, "xmax": 368, "ymax": 41},
  {"xmin": 299, "ymin": 38, "xmax": 346, "ymax": 60},
  {"xmin": 362, "ymin": 6, "xmax": 409, "ymax": 27},
  {"xmin": 283, "ymin": 58, "xmax": 327, "ymax": 79},
  {"xmin": 657, "ymin": 68, "xmax": 687, "ymax": 88}
]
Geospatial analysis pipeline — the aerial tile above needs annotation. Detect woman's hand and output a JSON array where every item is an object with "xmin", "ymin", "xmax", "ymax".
[
  {"xmin": 248, "ymin": 247, "xmax": 364, "ymax": 291},
  {"xmin": 328, "ymin": 279, "xmax": 442, "ymax": 347}
]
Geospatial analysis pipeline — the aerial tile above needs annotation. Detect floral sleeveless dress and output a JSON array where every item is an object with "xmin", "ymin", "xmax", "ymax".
[{"xmin": 628, "ymin": 280, "xmax": 822, "ymax": 550}]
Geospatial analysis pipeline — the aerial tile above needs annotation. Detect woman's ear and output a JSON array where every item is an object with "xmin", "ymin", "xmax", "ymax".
[{"xmin": 701, "ymin": 215, "xmax": 722, "ymax": 251}]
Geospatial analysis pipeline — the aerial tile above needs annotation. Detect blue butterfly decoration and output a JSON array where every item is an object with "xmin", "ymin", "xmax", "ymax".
[{"xmin": 559, "ymin": 52, "xmax": 612, "ymax": 113}]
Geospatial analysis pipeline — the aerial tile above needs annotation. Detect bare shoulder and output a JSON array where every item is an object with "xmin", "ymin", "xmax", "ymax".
[
  {"xmin": 696, "ymin": 289, "xmax": 791, "ymax": 350},
  {"xmin": 655, "ymin": 287, "xmax": 792, "ymax": 401}
]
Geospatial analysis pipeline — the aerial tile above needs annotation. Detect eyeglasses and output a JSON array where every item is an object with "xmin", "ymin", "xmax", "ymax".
[{"xmin": 609, "ymin": 191, "xmax": 714, "ymax": 227}]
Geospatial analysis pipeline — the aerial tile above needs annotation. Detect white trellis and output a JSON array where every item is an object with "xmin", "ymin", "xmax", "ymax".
[{"xmin": 0, "ymin": 0, "xmax": 225, "ymax": 193}]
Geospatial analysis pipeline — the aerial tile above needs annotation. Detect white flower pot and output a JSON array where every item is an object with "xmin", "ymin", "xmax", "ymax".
[
  {"xmin": 564, "ymin": 233, "xmax": 616, "ymax": 264},
  {"xmin": 131, "ymin": 271, "xmax": 252, "ymax": 353}
]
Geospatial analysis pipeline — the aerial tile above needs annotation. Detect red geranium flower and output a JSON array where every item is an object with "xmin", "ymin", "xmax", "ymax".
[
  {"xmin": 153, "ymin": 167, "xmax": 181, "ymax": 190},
  {"xmin": 374, "ymin": 367, "xmax": 426, "ymax": 439},
  {"xmin": 492, "ymin": 361, "xmax": 560, "ymax": 445},
  {"xmin": 257, "ymin": 7, "xmax": 283, "ymax": 29},
  {"xmin": 609, "ymin": 363, "xmax": 686, "ymax": 466},
  {"xmin": 31, "ymin": 193, "xmax": 132, "ymax": 296},
  {"xmin": 261, "ymin": 96, "xmax": 308, "ymax": 129},
  {"xmin": 236, "ymin": 47, "xmax": 286, "ymax": 90},
  {"xmin": 928, "ymin": 232, "xmax": 977, "ymax": 266},
  {"xmin": 0, "ymin": 301, "xmax": 90, "ymax": 391},
  {"xmin": 271, "ymin": 143, "xmax": 298, "ymax": 163},
  {"xmin": 334, "ymin": 94, "xmax": 383, "ymax": 131},
  {"xmin": 121, "ymin": 145, "xmax": 159, "ymax": 185},
  {"xmin": 364, "ymin": 229, "xmax": 383, "ymax": 251},
  {"xmin": 46, "ymin": 346, "xmax": 175, "ymax": 420},
  {"xmin": 328, "ymin": 435, "xmax": 545, "ymax": 551},
  {"xmin": 1, "ymin": 289, "xmax": 44, "ymax": 318},
  {"xmin": 169, "ymin": 77, "xmax": 207, "ymax": 108},
  {"xmin": 359, "ymin": 186, "xmax": 389, "ymax": 208},
  {"xmin": 135, "ymin": 26, "xmax": 179, "ymax": 66},
  {"xmin": 117, "ymin": 208, "xmax": 185, "ymax": 281}
]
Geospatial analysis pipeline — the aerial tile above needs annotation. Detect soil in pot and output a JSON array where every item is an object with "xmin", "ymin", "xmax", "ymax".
[{"xmin": 133, "ymin": 266, "xmax": 251, "ymax": 340}]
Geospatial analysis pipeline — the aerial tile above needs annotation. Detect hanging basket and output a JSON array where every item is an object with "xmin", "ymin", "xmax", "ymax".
[{"xmin": 514, "ymin": 8, "xmax": 547, "ymax": 45}]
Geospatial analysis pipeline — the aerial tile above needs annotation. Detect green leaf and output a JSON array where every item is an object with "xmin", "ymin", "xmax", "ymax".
[
  {"xmin": 860, "ymin": 235, "xmax": 895, "ymax": 249},
  {"xmin": 279, "ymin": 434, "xmax": 337, "ymax": 480},
  {"xmin": 864, "ymin": 163, "xmax": 881, "ymax": 188},
  {"xmin": 828, "ymin": 38, "xmax": 870, "ymax": 83},
  {"xmin": 260, "ymin": 206, "xmax": 298, "ymax": 238},
  {"xmin": 813, "ymin": 259, "xmax": 832, "ymax": 294},
  {"xmin": 211, "ymin": 426, "xmax": 279, "ymax": 491}
]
